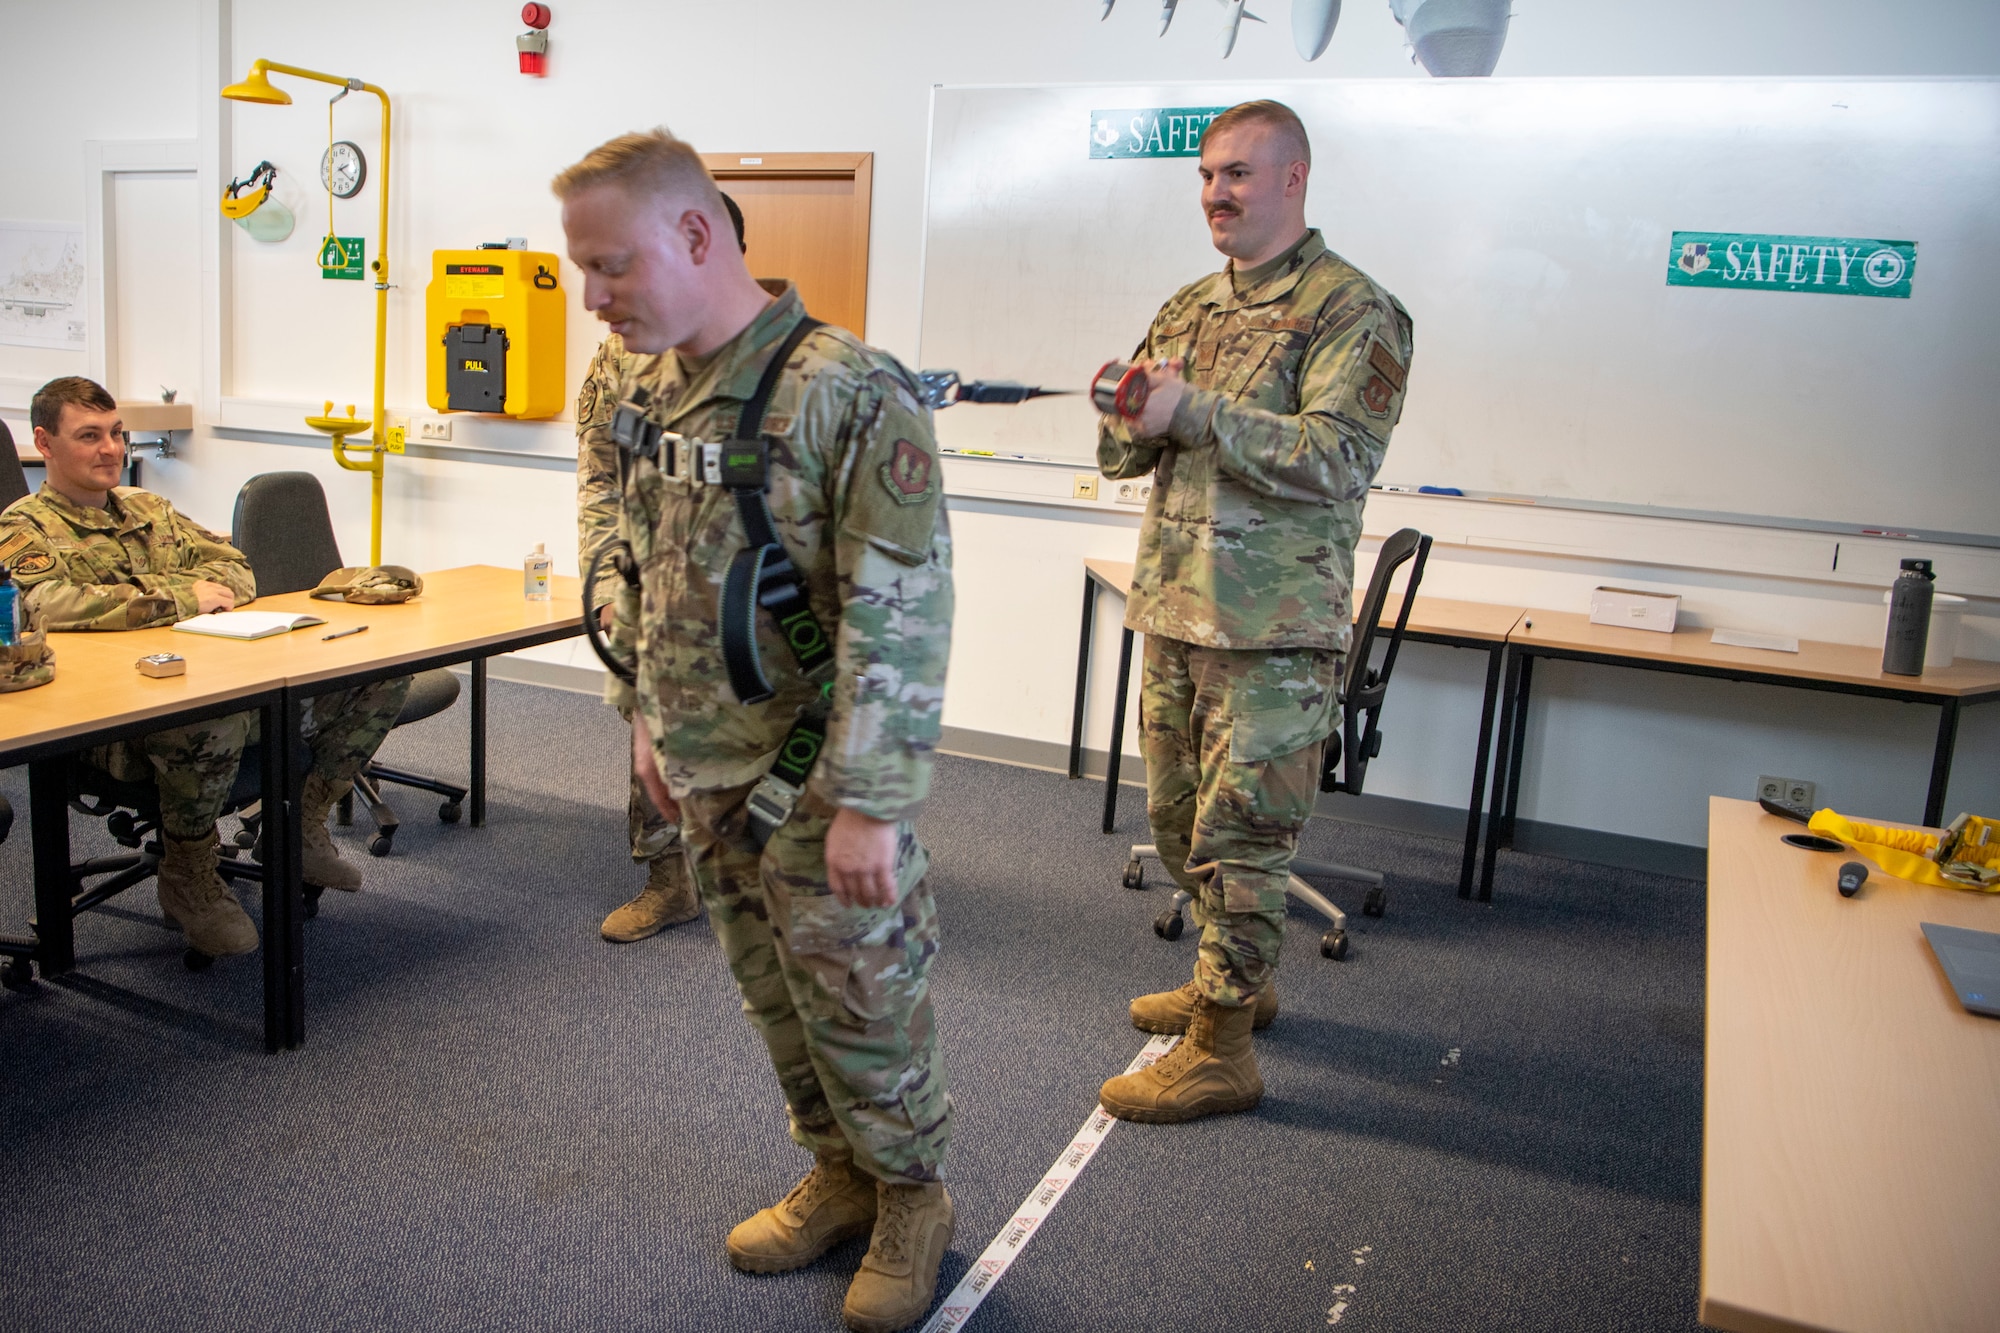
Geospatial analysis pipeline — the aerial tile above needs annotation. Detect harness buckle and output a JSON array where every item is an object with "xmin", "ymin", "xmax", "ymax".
[{"xmin": 744, "ymin": 770, "xmax": 803, "ymax": 848}]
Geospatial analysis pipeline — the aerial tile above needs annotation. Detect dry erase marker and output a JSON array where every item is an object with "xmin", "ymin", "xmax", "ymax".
[{"xmin": 322, "ymin": 625, "xmax": 369, "ymax": 640}]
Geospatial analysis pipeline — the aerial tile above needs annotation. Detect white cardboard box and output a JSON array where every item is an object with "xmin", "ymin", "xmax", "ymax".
[{"xmin": 1590, "ymin": 586, "xmax": 1680, "ymax": 633}]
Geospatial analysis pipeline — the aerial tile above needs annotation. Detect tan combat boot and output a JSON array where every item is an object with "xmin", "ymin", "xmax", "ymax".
[
  {"xmin": 842, "ymin": 1181, "xmax": 955, "ymax": 1333},
  {"xmin": 600, "ymin": 850, "xmax": 699, "ymax": 942},
  {"xmin": 1100, "ymin": 994, "xmax": 1263, "ymax": 1123},
  {"xmin": 726, "ymin": 1155, "xmax": 878, "ymax": 1273},
  {"xmin": 157, "ymin": 831, "xmax": 259, "ymax": 957},
  {"xmin": 1130, "ymin": 979, "xmax": 1277, "ymax": 1034},
  {"xmin": 299, "ymin": 773, "xmax": 363, "ymax": 892}
]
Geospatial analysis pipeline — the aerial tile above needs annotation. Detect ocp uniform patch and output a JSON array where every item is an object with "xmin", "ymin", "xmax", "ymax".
[
  {"xmin": 0, "ymin": 528, "xmax": 53, "ymax": 578},
  {"xmin": 1359, "ymin": 337, "xmax": 1407, "ymax": 418},
  {"xmin": 881, "ymin": 439, "xmax": 935, "ymax": 506}
]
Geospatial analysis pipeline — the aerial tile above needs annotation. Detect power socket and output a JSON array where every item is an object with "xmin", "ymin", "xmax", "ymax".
[
  {"xmin": 417, "ymin": 417, "xmax": 453, "ymax": 442},
  {"xmin": 1757, "ymin": 775, "xmax": 1817, "ymax": 810},
  {"xmin": 1072, "ymin": 474, "xmax": 1099, "ymax": 501},
  {"xmin": 1113, "ymin": 480, "xmax": 1153, "ymax": 506}
]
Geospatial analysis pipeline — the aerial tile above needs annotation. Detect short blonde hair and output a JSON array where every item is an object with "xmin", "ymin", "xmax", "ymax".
[
  {"xmin": 551, "ymin": 127, "xmax": 725, "ymax": 216},
  {"xmin": 1202, "ymin": 100, "xmax": 1312, "ymax": 167}
]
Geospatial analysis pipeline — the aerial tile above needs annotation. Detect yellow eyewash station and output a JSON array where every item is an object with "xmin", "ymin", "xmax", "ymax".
[{"xmin": 220, "ymin": 59, "xmax": 399, "ymax": 564}]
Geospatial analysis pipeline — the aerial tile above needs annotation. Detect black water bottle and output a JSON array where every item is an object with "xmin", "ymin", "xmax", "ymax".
[{"xmin": 1882, "ymin": 558, "xmax": 1936, "ymax": 676}]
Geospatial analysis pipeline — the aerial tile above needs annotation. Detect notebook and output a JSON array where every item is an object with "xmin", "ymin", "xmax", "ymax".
[
  {"xmin": 1920, "ymin": 922, "xmax": 2000, "ymax": 1018},
  {"xmin": 172, "ymin": 610, "xmax": 326, "ymax": 640}
]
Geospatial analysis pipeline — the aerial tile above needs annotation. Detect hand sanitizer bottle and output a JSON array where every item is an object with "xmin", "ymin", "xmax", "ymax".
[{"xmin": 524, "ymin": 543, "xmax": 552, "ymax": 602}]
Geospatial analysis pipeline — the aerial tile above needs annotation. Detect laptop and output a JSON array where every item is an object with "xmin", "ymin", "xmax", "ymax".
[{"xmin": 1921, "ymin": 922, "xmax": 2000, "ymax": 1018}]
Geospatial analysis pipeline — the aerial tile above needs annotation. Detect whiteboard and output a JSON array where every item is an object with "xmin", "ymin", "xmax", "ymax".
[{"xmin": 918, "ymin": 79, "xmax": 2000, "ymax": 542}]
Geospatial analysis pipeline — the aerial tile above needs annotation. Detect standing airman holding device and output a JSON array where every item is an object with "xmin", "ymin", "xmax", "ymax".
[{"xmin": 1095, "ymin": 101, "xmax": 1414, "ymax": 1123}]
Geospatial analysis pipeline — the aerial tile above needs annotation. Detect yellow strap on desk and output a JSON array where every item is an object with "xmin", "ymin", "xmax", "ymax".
[{"xmin": 1809, "ymin": 810, "xmax": 2000, "ymax": 892}]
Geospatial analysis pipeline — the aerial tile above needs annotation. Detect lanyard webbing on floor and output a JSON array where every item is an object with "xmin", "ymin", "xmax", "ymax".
[{"xmin": 918, "ymin": 1035, "xmax": 1180, "ymax": 1333}]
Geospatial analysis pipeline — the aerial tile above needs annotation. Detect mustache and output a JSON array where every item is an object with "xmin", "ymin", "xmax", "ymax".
[{"xmin": 1206, "ymin": 204, "xmax": 1240, "ymax": 218}]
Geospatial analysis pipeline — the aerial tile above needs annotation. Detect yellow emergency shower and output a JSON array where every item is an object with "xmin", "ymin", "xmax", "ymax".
[{"xmin": 425, "ymin": 249, "xmax": 565, "ymax": 419}]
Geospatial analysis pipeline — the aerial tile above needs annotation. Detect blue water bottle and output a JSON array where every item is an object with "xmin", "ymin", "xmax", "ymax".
[{"xmin": 0, "ymin": 565, "xmax": 17, "ymax": 647}]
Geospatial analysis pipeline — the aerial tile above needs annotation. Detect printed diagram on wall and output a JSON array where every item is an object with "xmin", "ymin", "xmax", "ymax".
[{"xmin": 0, "ymin": 222, "xmax": 86, "ymax": 351}]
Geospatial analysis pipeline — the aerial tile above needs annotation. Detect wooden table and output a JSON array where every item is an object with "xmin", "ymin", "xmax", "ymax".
[
  {"xmin": 0, "ymin": 565, "xmax": 583, "ymax": 1050},
  {"xmin": 1701, "ymin": 796, "xmax": 2000, "ymax": 1332},
  {"xmin": 1479, "ymin": 611, "xmax": 2000, "ymax": 900},
  {"xmin": 1067, "ymin": 556, "xmax": 1526, "ymax": 896}
]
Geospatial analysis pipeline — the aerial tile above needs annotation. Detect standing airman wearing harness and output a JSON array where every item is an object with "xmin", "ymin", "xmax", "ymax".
[
  {"xmin": 557, "ymin": 130, "xmax": 956, "ymax": 1333},
  {"xmin": 1096, "ymin": 101, "xmax": 1415, "ymax": 1123}
]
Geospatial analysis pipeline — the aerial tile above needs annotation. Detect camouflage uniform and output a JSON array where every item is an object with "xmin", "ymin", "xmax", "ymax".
[
  {"xmin": 1099, "ymin": 230, "xmax": 1413, "ymax": 1006},
  {"xmin": 577, "ymin": 333, "xmax": 679, "ymax": 865},
  {"xmin": 607, "ymin": 282, "xmax": 954, "ymax": 1185},
  {"xmin": 0, "ymin": 485, "xmax": 410, "ymax": 839}
]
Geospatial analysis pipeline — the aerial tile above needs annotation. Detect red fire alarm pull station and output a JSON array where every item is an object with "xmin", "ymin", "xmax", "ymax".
[{"xmin": 518, "ymin": 4, "xmax": 551, "ymax": 76}]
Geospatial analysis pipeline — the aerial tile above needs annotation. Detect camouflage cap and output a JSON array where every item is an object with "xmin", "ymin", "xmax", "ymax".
[
  {"xmin": 310, "ymin": 565, "xmax": 425, "ymax": 605},
  {"xmin": 0, "ymin": 630, "xmax": 54, "ymax": 693}
]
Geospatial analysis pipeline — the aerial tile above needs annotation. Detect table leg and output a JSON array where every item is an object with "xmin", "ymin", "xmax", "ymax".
[
  {"xmin": 1100, "ymin": 627, "xmax": 1136, "ymax": 835},
  {"xmin": 28, "ymin": 758, "xmax": 73, "ymax": 975},
  {"xmin": 1924, "ymin": 697, "xmax": 1960, "ymax": 828},
  {"xmin": 470, "ymin": 657, "xmax": 489, "ymax": 828},
  {"xmin": 1069, "ymin": 578, "xmax": 1098, "ymax": 780},
  {"xmin": 1500, "ymin": 653, "xmax": 1536, "ymax": 845},
  {"xmin": 261, "ymin": 690, "xmax": 304, "ymax": 1052},
  {"xmin": 1478, "ymin": 648, "xmax": 1527, "ymax": 904},
  {"xmin": 1458, "ymin": 644, "xmax": 1505, "ymax": 900}
]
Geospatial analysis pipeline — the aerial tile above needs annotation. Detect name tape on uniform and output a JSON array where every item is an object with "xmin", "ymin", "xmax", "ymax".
[{"xmin": 918, "ymin": 1034, "xmax": 1179, "ymax": 1333}]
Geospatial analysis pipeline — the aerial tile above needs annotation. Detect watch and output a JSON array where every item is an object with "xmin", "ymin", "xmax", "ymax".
[{"xmin": 320, "ymin": 140, "xmax": 367, "ymax": 199}]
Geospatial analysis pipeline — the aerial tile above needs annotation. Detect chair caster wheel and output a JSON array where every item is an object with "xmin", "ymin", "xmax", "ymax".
[
  {"xmin": 184, "ymin": 948, "xmax": 214, "ymax": 972},
  {"xmin": 438, "ymin": 802, "xmax": 462, "ymax": 825},
  {"xmin": 304, "ymin": 885, "xmax": 324, "ymax": 920},
  {"xmin": 1154, "ymin": 910, "xmax": 1184, "ymax": 941},
  {"xmin": 233, "ymin": 827, "xmax": 257, "ymax": 849},
  {"xmin": 368, "ymin": 834, "xmax": 393, "ymax": 857},
  {"xmin": 1121, "ymin": 858, "xmax": 1145, "ymax": 890},
  {"xmin": 1, "ymin": 957, "xmax": 35, "ymax": 990},
  {"xmin": 1320, "ymin": 929, "xmax": 1348, "ymax": 961},
  {"xmin": 1362, "ymin": 886, "xmax": 1387, "ymax": 918}
]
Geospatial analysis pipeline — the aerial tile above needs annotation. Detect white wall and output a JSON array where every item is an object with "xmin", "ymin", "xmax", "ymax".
[{"xmin": 3, "ymin": 0, "xmax": 1995, "ymax": 849}]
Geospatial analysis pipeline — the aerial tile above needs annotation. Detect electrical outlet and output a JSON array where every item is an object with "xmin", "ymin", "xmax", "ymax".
[
  {"xmin": 1113, "ymin": 480, "xmax": 1153, "ymax": 506},
  {"xmin": 1757, "ymin": 775, "xmax": 1817, "ymax": 809},
  {"xmin": 417, "ymin": 417, "xmax": 453, "ymax": 442},
  {"xmin": 1072, "ymin": 474, "xmax": 1099, "ymax": 501}
]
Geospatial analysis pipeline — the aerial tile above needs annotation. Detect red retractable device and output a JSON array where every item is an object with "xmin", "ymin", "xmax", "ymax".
[{"xmin": 1091, "ymin": 361, "xmax": 1150, "ymax": 420}]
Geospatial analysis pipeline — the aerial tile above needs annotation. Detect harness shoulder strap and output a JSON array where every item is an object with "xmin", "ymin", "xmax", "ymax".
[{"xmin": 721, "ymin": 317, "xmax": 831, "ymax": 707}]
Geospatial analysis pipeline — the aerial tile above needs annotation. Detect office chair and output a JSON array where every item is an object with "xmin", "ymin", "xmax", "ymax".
[
  {"xmin": 1120, "ymin": 527, "xmax": 1433, "ymax": 962},
  {"xmin": 230, "ymin": 472, "xmax": 466, "ymax": 856},
  {"xmin": 0, "ymin": 419, "xmax": 30, "ymax": 511}
]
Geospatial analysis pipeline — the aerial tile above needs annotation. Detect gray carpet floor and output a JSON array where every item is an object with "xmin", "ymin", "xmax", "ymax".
[{"xmin": 0, "ymin": 679, "xmax": 1706, "ymax": 1331}]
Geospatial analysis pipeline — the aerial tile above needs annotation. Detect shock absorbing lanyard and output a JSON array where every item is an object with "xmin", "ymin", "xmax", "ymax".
[{"xmin": 609, "ymin": 315, "xmax": 832, "ymax": 847}]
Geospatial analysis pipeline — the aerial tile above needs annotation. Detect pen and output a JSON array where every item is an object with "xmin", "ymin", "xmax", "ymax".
[{"xmin": 322, "ymin": 625, "xmax": 369, "ymax": 640}]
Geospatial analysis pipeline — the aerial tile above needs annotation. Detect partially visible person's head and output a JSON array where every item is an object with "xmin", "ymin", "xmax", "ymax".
[
  {"xmin": 30, "ymin": 376, "xmax": 124, "ymax": 505},
  {"xmin": 553, "ymin": 128, "xmax": 749, "ymax": 354},
  {"xmin": 1197, "ymin": 101, "xmax": 1312, "ymax": 264},
  {"xmin": 721, "ymin": 192, "xmax": 747, "ymax": 254}
]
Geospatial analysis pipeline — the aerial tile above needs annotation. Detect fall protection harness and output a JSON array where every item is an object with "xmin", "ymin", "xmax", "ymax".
[{"xmin": 605, "ymin": 316, "xmax": 831, "ymax": 847}]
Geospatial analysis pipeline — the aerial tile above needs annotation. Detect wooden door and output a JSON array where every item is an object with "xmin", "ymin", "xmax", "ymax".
[{"xmin": 703, "ymin": 153, "xmax": 872, "ymax": 338}]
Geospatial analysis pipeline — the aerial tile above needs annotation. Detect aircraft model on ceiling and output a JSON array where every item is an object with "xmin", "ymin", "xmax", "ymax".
[
  {"xmin": 1102, "ymin": 0, "xmax": 1502, "ymax": 72},
  {"xmin": 1218, "ymin": 0, "xmax": 1267, "ymax": 57}
]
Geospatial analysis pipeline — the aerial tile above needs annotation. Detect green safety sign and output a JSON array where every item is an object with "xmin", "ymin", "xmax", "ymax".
[
  {"xmin": 319, "ymin": 235, "xmax": 366, "ymax": 281},
  {"xmin": 1667, "ymin": 231, "xmax": 1916, "ymax": 299},
  {"xmin": 1089, "ymin": 107, "xmax": 1229, "ymax": 159}
]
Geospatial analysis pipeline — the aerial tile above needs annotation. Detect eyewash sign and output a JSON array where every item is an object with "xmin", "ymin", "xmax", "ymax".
[
  {"xmin": 1667, "ymin": 231, "xmax": 1916, "ymax": 298},
  {"xmin": 1089, "ymin": 107, "xmax": 1229, "ymax": 159}
]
